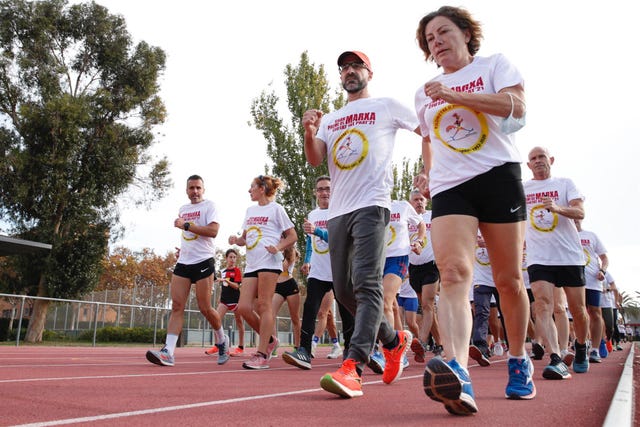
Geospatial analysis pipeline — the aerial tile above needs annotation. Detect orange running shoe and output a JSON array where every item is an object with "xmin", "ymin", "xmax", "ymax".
[
  {"xmin": 411, "ymin": 337, "xmax": 426, "ymax": 363},
  {"xmin": 230, "ymin": 347, "xmax": 244, "ymax": 357},
  {"xmin": 382, "ymin": 330, "xmax": 412, "ymax": 384},
  {"xmin": 320, "ymin": 359, "xmax": 363, "ymax": 398},
  {"xmin": 204, "ymin": 345, "xmax": 218, "ymax": 355}
]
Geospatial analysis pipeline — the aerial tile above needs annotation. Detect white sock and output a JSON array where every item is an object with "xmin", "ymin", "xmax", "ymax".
[
  {"xmin": 165, "ymin": 334, "xmax": 179, "ymax": 355},
  {"xmin": 214, "ymin": 327, "xmax": 225, "ymax": 344},
  {"xmin": 507, "ymin": 351, "xmax": 525, "ymax": 360}
]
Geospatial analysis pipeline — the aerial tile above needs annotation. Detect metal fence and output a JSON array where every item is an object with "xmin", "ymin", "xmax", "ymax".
[{"xmin": 0, "ymin": 285, "xmax": 307, "ymax": 348}]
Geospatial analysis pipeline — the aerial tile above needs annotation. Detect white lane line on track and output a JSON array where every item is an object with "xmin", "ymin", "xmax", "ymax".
[{"xmin": 9, "ymin": 374, "xmax": 424, "ymax": 427}]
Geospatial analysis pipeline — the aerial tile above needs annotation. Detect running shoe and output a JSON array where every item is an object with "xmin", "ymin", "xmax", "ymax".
[
  {"xmin": 230, "ymin": 346, "xmax": 244, "ymax": 357},
  {"xmin": 320, "ymin": 358, "xmax": 363, "ymax": 398},
  {"xmin": 266, "ymin": 336, "xmax": 279, "ymax": 360},
  {"xmin": 606, "ymin": 340, "xmax": 613, "ymax": 353},
  {"xmin": 432, "ymin": 344, "xmax": 444, "ymax": 357},
  {"xmin": 469, "ymin": 344, "xmax": 491, "ymax": 367},
  {"xmin": 242, "ymin": 352, "xmax": 269, "ymax": 370},
  {"xmin": 402, "ymin": 354, "xmax": 410, "ymax": 369},
  {"xmin": 282, "ymin": 346, "xmax": 312, "ymax": 370},
  {"xmin": 327, "ymin": 343, "xmax": 342, "ymax": 359},
  {"xmin": 367, "ymin": 350, "xmax": 385, "ymax": 374},
  {"xmin": 146, "ymin": 347, "xmax": 174, "ymax": 367},
  {"xmin": 589, "ymin": 349, "xmax": 602, "ymax": 363},
  {"xmin": 616, "ymin": 344, "xmax": 623, "ymax": 351},
  {"xmin": 382, "ymin": 330, "xmax": 412, "ymax": 384},
  {"xmin": 423, "ymin": 357, "xmax": 478, "ymax": 416},
  {"xmin": 505, "ymin": 356, "xmax": 536, "ymax": 400},
  {"xmin": 599, "ymin": 339, "xmax": 609, "ymax": 359},
  {"xmin": 204, "ymin": 345, "xmax": 218, "ymax": 355},
  {"xmin": 542, "ymin": 353, "xmax": 571, "ymax": 380},
  {"xmin": 531, "ymin": 342, "xmax": 545, "ymax": 360},
  {"xmin": 217, "ymin": 334, "xmax": 230, "ymax": 365},
  {"xmin": 492, "ymin": 342, "xmax": 504, "ymax": 357},
  {"xmin": 311, "ymin": 340, "xmax": 317, "ymax": 358},
  {"xmin": 573, "ymin": 341, "xmax": 589, "ymax": 373},
  {"xmin": 411, "ymin": 337, "xmax": 426, "ymax": 363},
  {"xmin": 560, "ymin": 349, "xmax": 575, "ymax": 366}
]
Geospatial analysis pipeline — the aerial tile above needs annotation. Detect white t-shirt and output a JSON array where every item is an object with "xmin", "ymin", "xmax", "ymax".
[
  {"xmin": 473, "ymin": 244, "xmax": 496, "ymax": 288},
  {"xmin": 601, "ymin": 271, "xmax": 616, "ymax": 308},
  {"xmin": 415, "ymin": 54, "xmax": 523, "ymax": 197},
  {"xmin": 524, "ymin": 177, "xmax": 585, "ymax": 266},
  {"xmin": 522, "ymin": 246, "xmax": 530, "ymax": 289},
  {"xmin": 241, "ymin": 201, "xmax": 294, "ymax": 273},
  {"xmin": 316, "ymin": 97, "xmax": 419, "ymax": 220},
  {"xmin": 409, "ymin": 210, "xmax": 435, "ymax": 265},
  {"xmin": 579, "ymin": 229, "xmax": 607, "ymax": 291},
  {"xmin": 398, "ymin": 277, "xmax": 418, "ymax": 299},
  {"xmin": 385, "ymin": 200, "xmax": 423, "ymax": 258},
  {"xmin": 177, "ymin": 199, "xmax": 220, "ymax": 265},
  {"xmin": 307, "ymin": 207, "xmax": 332, "ymax": 282}
]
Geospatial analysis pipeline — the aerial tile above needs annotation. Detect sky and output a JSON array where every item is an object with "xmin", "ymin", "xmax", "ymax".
[{"xmin": 80, "ymin": 1, "xmax": 639, "ymax": 296}]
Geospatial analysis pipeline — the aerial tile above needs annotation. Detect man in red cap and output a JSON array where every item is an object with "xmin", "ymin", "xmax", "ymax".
[{"xmin": 302, "ymin": 50, "xmax": 422, "ymax": 398}]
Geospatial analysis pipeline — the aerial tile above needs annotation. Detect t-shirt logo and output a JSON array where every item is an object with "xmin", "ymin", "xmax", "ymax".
[
  {"xmin": 475, "ymin": 246, "xmax": 491, "ymax": 266},
  {"xmin": 245, "ymin": 226, "xmax": 263, "ymax": 250},
  {"xmin": 433, "ymin": 105, "xmax": 489, "ymax": 154},
  {"xmin": 530, "ymin": 205, "xmax": 558, "ymax": 232},
  {"xmin": 312, "ymin": 235, "xmax": 329, "ymax": 254},
  {"xmin": 332, "ymin": 129, "xmax": 369, "ymax": 170}
]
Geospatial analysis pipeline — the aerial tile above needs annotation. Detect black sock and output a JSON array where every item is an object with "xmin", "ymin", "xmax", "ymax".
[{"xmin": 383, "ymin": 334, "xmax": 399, "ymax": 350}]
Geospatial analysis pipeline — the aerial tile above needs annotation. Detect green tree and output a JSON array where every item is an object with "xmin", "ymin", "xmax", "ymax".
[
  {"xmin": 0, "ymin": 0, "xmax": 170, "ymax": 342},
  {"xmin": 391, "ymin": 156, "xmax": 424, "ymax": 202},
  {"xmin": 249, "ymin": 51, "xmax": 345, "ymax": 256},
  {"xmin": 619, "ymin": 290, "xmax": 640, "ymax": 324}
]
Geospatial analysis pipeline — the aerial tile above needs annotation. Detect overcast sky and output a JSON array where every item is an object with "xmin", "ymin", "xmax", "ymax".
[{"xmin": 84, "ymin": 0, "xmax": 639, "ymax": 296}]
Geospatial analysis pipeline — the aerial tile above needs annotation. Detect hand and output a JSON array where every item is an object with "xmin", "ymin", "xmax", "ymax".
[
  {"xmin": 303, "ymin": 218, "xmax": 314, "ymax": 234},
  {"xmin": 413, "ymin": 173, "xmax": 430, "ymax": 198},
  {"xmin": 301, "ymin": 263, "xmax": 310, "ymax": 276},
  {"xmin": 424, "ymin": 81, "xmax": 455, "ymax": 103},
  {"xmin": 410, "ymin": 241, "xmax": 423, "ymax": 255},
  {"xmin": 303, "ymin": 109, "xmax": 323, "ymax": 134},
  {"xmin": 265, "ymin": 244, "xmax": 280, "ymax": 255},
  {"xmin": 541, "ymin": 196, "xmax": 557, "ymax": 212},
  {"xmin": 174, "ymin": 217, "xmax": 186, "ymax": 229}
]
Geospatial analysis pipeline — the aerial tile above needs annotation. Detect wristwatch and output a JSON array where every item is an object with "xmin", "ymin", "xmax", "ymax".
[{"xmin": 183, "ymin": 222, "xmax": 190, "ymax": 231}]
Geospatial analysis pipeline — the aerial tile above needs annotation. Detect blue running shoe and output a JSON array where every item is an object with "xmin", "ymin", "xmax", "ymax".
[
  {"xmin": 423, "ymin": 357, "xmax": 478, "ymax": 416},
  {"xmin": 217, "ymin": 334, "xmax": 230, "ymax": 365},
  {"xmin": 542, "ymin": 353, "xmax": 571, "ymax": 379},
  {"xmin": 146, "ymin": 347, "xmax": 175, "ymax": 367},
  {"xmin": 367, "ymin": 350, "xmax": 385, "ymax": 374},
  {"xmin": 599, "ymin": 339, "xmax": 609, "ymax": 359},
  {"xmin": 588, "ymin": 349, "xmax": 601, "ymax": 364},
  {"xmin": 505, "ymin": 357, "xmax": 536, "ymax": 399},
  {"xmin": 573, "ymin": 341, "xmax": 589, "ymax": 373}
]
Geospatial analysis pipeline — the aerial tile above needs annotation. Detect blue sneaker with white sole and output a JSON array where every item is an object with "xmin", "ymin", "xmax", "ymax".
[
  {"xmin": 423, "ymin": 357, "xmax": 478, "ymax": 416},
  {"xmin": 505, "ymin": 356, "xmax": 536, "ymax": 399}
]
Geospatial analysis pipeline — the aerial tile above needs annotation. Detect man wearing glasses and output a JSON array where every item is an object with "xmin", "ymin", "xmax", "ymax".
[
  {"xmin": 302, "ymin": 51, "xmax": 422, "ymax": 398},
  {"xmin": 283, "ymin": 176, "xmax": 354, "ymax": 370}
]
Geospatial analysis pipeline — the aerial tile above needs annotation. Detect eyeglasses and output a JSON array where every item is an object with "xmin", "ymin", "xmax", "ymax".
[
  {"xmin": 339, "ymin": 62, "xmax": 368, "ymax": 73},
  {"xmin": 257, "ymin": 175, "xmax": 266, "ymax": 187},
  {"xmin": 315, "ymin": 186, "xmax": 330, "ymax": 193}
]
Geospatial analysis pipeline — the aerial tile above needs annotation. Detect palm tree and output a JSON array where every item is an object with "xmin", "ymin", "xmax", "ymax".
[{"xmin": 618, "ymin": 291, "xmax": 640, "ymax": 325}]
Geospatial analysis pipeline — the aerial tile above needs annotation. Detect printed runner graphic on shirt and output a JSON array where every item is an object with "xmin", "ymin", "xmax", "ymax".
[
  {"xmin": 245, "ymin": 215, "xmax": 269, "ymax": 250},
  {"xmin": 433, "ymin": 105, "xmax": 489, "ymax": 154},
  {"xmin": 475, "ymin": 246, "xmax": 491, "ymax": 266}
]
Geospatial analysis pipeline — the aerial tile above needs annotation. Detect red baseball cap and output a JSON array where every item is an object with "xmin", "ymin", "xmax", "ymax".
[{"xmin": 337, "ymin": 51, "xmax": 371, "ymax": 70}]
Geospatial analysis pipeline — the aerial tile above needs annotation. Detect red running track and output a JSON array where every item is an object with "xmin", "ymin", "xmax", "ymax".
[{"xmin": 0, "ymin": 342, "xmax": 636, "ymax": 426}]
